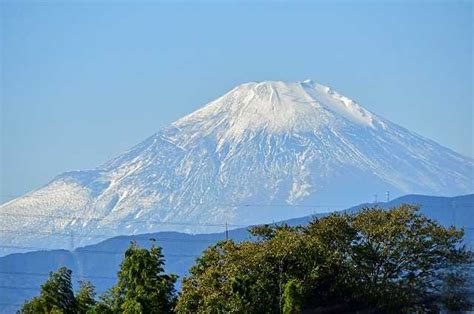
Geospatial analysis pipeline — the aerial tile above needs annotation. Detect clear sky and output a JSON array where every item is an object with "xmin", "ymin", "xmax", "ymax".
[{"xmin": 1, "ymin": 1, "xmax": 472, "ymax": 204}]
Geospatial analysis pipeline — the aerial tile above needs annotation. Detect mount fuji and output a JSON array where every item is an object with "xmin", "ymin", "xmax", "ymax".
[{"xmin": 1, "ymin": 80, "xmax": 472, "ymax": 255}]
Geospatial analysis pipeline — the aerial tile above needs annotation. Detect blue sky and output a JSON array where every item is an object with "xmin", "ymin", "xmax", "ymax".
[{"xmin": 1, "ymin": 1, "xmax": 472, "ymax": 203}]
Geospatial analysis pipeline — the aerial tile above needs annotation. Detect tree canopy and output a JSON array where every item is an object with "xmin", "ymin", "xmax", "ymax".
[
  {"xmin": 176, "ymin": 205, "xmax": 472, "ymax": 313},
  {"xmin": 19, "ymin": 205, "xmax": 472, "ymax": 313},
  {"xmin": 20, "ymin": 241, "xmax": 177, "ymax": 314},
  {"xmin": 91, "ymin": 241, "xmax": 177, "ymax": 313},
  {"xmin": 20, "ymin": 267, "xmax": 96, "ymax": 314}
]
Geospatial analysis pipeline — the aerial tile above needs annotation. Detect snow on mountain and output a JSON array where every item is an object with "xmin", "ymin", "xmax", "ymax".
[{"xmin": 1, "ymin": 80, "xmax": 472, "ymax": 255}]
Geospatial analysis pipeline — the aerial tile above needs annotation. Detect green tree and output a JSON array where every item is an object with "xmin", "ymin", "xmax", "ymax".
[
  {"xmin": 440, "ymin": 271, "xmax": 472, "ymax": 311},
  {"xmin": 176, "ymin": 205, "xmax": 472, "ymax": 313},
  {"xmin": 20, "ymin": 267, "xmax": 77, "ymax": 314},
  {"xmin": 347, "ymin": 205, "xmax": 472, "ymax": 311},
  {"xmin": 176, "ymin": 228, "xmax": 310, "ymax": 313},
  {"xmin": 282, "ymin": 280, "xmax": 302, "ymax": 314},
  {"xmin": 19, "ymin": 297, "xmax": 47, "ymax": 314},
  {"xmin": 88, "ymin": 288, "xmax": 118, "ymax": 314},
  {"xmin": 176, "ymin": 241, "xmax": 240, "ymax": 313},
  {"xmin": 95, "ymin": 241, "xmax": 177, "ymax": 313},
  {"xmin": 76, "ymin": 281, "xmax": 96, "ymax": 313}
]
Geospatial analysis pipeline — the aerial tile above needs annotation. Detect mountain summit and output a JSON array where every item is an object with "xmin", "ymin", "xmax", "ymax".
[
  {"xmin": 1, "ymin": 80, "xmax": 472, "ymax": 254},
  {"xmin": 173, "ymin": 80, "xmax": 382, "ymax": 139}
]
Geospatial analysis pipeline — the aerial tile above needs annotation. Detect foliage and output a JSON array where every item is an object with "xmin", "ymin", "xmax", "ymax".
[
  {"xmin": 76, "ymin": 281, "xmax": 96, "ymax": 313},
  {"xmin": 18, "ymin": 205, "xmax": 472, "ymax": 313},
  {"xmin": 282, "ymin": 279, "xmax": 302, "ymax": 314},
  {"xmin": 92, "ymin": 241, "xmax": 177, "ymax": 313},
  {"xmin": 176, "ymin": 205, "xmax": 472, "ymax": 313},
  {"xmin": 440, "ymin": 270, "xmax": 473, "ymax": 311},
  {"xmin": 20, "ymin": 267, "xmax": 77, "ymax": 314},
  {"xmin": 20, "ymin": 241, "xmax": 177, "ymax": 314}
]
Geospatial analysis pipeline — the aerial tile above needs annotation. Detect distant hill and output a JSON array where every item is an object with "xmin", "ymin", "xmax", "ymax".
[{"xmin": 0, "ymin": 194, "xmax": 472, "ymax": 313}]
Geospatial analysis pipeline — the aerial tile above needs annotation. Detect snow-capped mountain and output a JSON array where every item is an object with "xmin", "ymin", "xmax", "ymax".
[{"xmin": 1, "ymin": 80, "xmax": 472, "ymax": 255}]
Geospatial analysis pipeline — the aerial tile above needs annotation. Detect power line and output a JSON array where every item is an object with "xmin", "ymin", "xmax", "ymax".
[
  {"xmin": 0, "ymin": 204, "xmax": 348, "ymax": 226},
  {"xmin": 0, "ymin": 270, "xmax": 115, "ymax": 280},
  {"xmin": 0, "ymin": 229, "xmax": 223, "ymax": 241},
  {"xmin": 0, "ymin": 214, "xmax": 471, "ymax": 236},
  {"xmin": 0, "ymin": 285, "xmax": 38, "ymax": 291},
  {"xmin": 0, "ymin": 203, "xmax": 472, "ymax": 255},
  {"xmin": 0, "ymin": 203, "xmax": 471, "ymax": 223},
  {"xmin": 0, "ymin": 212, "xmax": 247, "ymax": 228},
  {"xmin": 0, "ymin": 195, "xmax": 353, "ymax": 208},
  {"xmin": 0, "ymin": 245, "xmax": 201, "ymax": 258},
  {"xmin": 0, "ymin": 302, "xmax": 23, "ymax": 306},
  {"xmin": 0, "ymin": 230, "xmax": 115, "ymax": 239}
]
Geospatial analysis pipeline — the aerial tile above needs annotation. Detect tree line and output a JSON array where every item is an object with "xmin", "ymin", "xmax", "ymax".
[{"xmin": 20, "ymin": 205, "xmax": 473, "ymax": 313}]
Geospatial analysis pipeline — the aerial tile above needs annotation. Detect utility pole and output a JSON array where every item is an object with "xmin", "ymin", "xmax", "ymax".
[
  {"xmin": 69, "ymin": 231, "xmax": 75, "ymax": 251},
  {"xmin": 386, "ymin": 191, "xmax": 390, "ymax": 202},
  {"xmin": 225, "ymin": 222, "xmax": 229, "ymax": 241},
  {"xmin": 452, "ymin": 200, "xmax": 456, "ymax": 226}
]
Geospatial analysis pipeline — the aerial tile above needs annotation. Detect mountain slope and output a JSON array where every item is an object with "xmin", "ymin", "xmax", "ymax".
[
  {"xmin": 0, "ymin": 194, "xmax": 472, "ymax": 314},
  {"xmin": 1, "ymin": 80, "xmax": 472, "ymax": 254}
]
